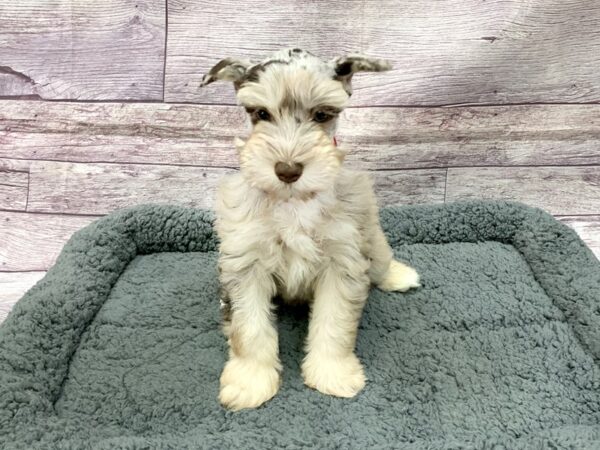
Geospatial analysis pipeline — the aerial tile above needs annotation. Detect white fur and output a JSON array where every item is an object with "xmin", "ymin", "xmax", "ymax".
[
  {"xmin": 219, "ymin": 357, "xmax": 281, "ymax": 411},
  {"xmin": 216, "ymin": 169, "xmax": 419, "ymax": 409},
  {"xmin": 378, "ymin": 260, "xmax": 421, "ymax": 292},
  {"xmin": 210, "ymin": 48, "xmax": 419, "ymax": 410}
]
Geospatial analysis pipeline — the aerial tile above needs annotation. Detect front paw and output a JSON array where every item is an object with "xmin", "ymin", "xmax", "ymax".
[
  {"xmin": 378, "ymin": 259, "xmax": 420, "ymax": 292},
  {"xmin": 302, "ymin": 353, "xmax": 366, "ymax": 398},
  {"xmin": 219, "ymin": 357, "xmax": 281, "ymax": 411}
]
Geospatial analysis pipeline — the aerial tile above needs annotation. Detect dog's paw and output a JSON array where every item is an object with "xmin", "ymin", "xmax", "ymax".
[
  {"xmin": 219, "ymin": 357, "xmax": 281, "ymax": 411},
  {"xmin": 377, "ymin": 260, "xmax": 420, "ymax": 292},
  {"xmin": 302, "ymin": 353, "xmax": 366, "ymax": 398}
]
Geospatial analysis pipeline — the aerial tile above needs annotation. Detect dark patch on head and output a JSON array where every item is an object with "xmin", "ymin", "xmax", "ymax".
[
  {"xmin": 279, "ymin": 88, "xmax": 300, "ymax": 114},
  {"xmin": 243, "ymin": 65, "xmax": 262, "ymax": 84},
  {"xmin": 335, "ymin": 61, "xmax": 354, "ymax": 77},
  {"xmin": 288, "ymin": 48, "xmax": 313, "ymax": 59},
  {"xmin": 240, "ymin": 59, "xmax": 290, "ymax": 87},
  {"xmin": 263, "ymin": 59, "xmax": 289, "ymax": 68}
]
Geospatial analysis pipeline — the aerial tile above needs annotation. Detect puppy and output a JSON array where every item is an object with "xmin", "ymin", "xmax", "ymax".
[{"xmin": 201, "ymin": 48, "xmax": 420, "ymax": 410}]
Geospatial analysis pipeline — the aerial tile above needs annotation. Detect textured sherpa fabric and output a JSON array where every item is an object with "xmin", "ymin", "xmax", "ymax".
[{"xmin": 1, "ymin": 201, "xmax": 599, "ymax": 450}]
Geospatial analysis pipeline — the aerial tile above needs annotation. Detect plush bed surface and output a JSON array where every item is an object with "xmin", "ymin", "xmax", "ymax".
[{"xmin": 1, "ymin": 201, "xmax": 599, "ymax": 449}]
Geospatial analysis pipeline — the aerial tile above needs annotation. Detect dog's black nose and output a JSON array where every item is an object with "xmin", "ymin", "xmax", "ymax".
[{"xmin": 275, "ymin": 162, "xmax": 303, "ymax": 183}]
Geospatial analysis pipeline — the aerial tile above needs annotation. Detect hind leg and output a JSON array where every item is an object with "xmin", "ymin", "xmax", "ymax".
[{"xmin": 367, "ymin": 224, "xmax": 420, "ymax": 292}]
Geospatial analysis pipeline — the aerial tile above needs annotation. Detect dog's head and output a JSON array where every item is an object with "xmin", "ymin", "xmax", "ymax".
[{"xmin": 201, "ymin": 48, "xmax": 391, "ymax": 200}]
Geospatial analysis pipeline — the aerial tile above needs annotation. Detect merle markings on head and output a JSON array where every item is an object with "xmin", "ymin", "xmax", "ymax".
[
  {"xmin": 200, "ymin": 48, "xmax": 391, "ymax": 95},
  {"xmin": 200, "ymin": 48, "xmax": 391, "ymax": 200}
]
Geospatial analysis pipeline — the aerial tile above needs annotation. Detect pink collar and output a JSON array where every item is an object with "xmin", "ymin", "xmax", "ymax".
[{"xmin": 333, "ymin": 136, "xmax": 338, "ymax": 146}]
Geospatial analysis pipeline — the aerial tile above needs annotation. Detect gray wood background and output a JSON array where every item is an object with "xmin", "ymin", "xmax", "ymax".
[{"xmin": 1, "ymin": 0, "xmax": 599, "ymax": 321}]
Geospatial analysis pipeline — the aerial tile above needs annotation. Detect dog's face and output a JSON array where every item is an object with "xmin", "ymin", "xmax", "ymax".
[{"xmin": 201, "ymin": 49, "xmax": 391, "ymax": 200}]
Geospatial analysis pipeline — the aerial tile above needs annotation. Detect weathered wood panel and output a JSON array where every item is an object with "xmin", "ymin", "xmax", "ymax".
[
  {"xmin": 25, "ymin": 160, "xmax": 445, "ymax": 214},
  {"xmin": 27, "ymin": 161, "xmax": 235, "ymax": 215},
  {"xmin": 165, "ymin": 0, "xmax": 600, "ymax": 105},
  {"xmin": 374, "ymin": 169, "xmax": 446, "ymax": 206},
  {"xmin": 0, "ymin": 159, "xmax": 32, "ymax": 172},
  {"xmin": 0, "ymin": 101, "xmax": 244, "ymax": 137},
  {"xmin": 559, "ymin": 216, "xmax": 600, "ymax": 260},
  {"xmin": 0, "ymin": 212, "xmax": 96, "ymax": 271},
  {"xmin": 340, "ymin": 105, "xmax": 600, "ymax": 169},
  {"xmin": 0, "ymin": 272, "xmax": 45, "ymax": 322},
  {"xmin": 2, "ymin": 101, "xmax": 599, "ymax": 169},
  {"xmin": 0, "ymin": 160, "xmax": 28, "ymax": 211},
  {"xmin": 0, "ymin": 1, "xmax": 165, "ymax": 100},
  {"xmin": 446, "ymin": 167, "xmax": 600, "ymax": 215},
  {"xmin": 0, "ymin": 101, "xmax": 247, "ymax": 168}
]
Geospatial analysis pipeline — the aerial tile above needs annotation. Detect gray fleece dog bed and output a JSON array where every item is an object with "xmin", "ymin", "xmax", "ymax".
[{"xmin": 1, "ymin": 201, "xmax": 600, "ymax": 449}]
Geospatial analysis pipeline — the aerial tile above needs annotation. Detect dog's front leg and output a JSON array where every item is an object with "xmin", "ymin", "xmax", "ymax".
[
  {"xmin": 302, "ymin": 257, "xmax": 370, "ymax": 398},
  {"xmin": 219, "ymin": 266, "xmax": 281, "ymax": 411}
]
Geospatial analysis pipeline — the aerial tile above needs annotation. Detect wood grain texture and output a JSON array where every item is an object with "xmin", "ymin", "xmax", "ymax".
[
  {"xmin": 27, "ymin": 161, "xmax": 235, "ymax": 215},
  {"xmin": 165, "ymin": 0, "xmax": 600, "ymax": 105},
  {"xmin": 446, "ymin": 166, "xmax": 600, "ymax": 215},
  {"xmin": 0, "ymin": 101, "xmax": 247, "ymax": 167},
  {"xmin": 0, "ymin": 272, "xmax": 45, "ymax": 323},
  {"xmin": 2, "ymin": 101, "xmax": 599, "ymax": 169},
  {"xmin": 559, "ymin": 216, "xmax": 600, "ymax": 260},
  {"xmin": 0, "ymin": 1, "xmax": 165, "ymax": 100},
  {"xmin": 0, "ymin": 159, "xmax": 32, "ymax": 172},
  {"xmin": 0, "ymin": 212, "xmax": 96, "ymax": 271},
  {"xmin": 25, "ymin": 159, "xmax": 445, "ymax": 214},
  {"xmin": 374, "ymin": 169, "xmax": 446, "ymax": 206},
  {"xmin": 0, "ymin": 160, "xmax": 28, "ymax": 211},
  {"xmin": 341, "ymin": 105, "xmax": 600, "ymax": 169}
]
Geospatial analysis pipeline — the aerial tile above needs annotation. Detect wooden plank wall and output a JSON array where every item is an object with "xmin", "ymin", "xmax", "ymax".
[{"xmin": 1, "ymin": 0, "xmax": 599, "ymax": 320}]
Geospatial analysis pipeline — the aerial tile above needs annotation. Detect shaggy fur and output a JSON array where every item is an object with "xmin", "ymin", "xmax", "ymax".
[
  {"xmin": 1, "ymin": 202, "xmax": 599, "ymax": 449},
  {"xmin": 203, "ymin": 48, "xmax": 419, "ymax": 409}
]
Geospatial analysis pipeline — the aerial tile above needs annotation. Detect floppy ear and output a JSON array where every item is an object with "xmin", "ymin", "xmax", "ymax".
[
  {"xmin": 331, "ymin": 55, "xmax": 392, "ymax": 95},
  {"xmin": 199, "ymin": 58, "xmax": 252, "ymax": 88}
]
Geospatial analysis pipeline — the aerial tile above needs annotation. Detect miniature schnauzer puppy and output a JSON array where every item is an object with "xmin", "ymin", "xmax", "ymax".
[{"xmin": 200, "ymin": 48, "xmax": 420, "ymax": 411}]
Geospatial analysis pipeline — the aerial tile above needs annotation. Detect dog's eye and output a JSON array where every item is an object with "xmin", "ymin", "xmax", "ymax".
[
  {"xmin": 313, "ymin": 111, "xmax": 332, "ymax": 123},
  {"xmin": 257, "ymin": 109, "xmax": 271, "ymax": 121}
]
